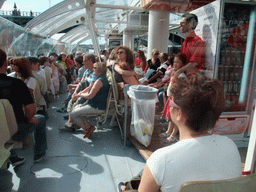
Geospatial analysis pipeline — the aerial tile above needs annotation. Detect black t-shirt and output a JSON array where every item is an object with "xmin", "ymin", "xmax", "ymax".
[
  {"xmin": 0, "ymin": 74, "xmax": 34, "ymax": 123},
  {"xmin": 147, "ymin": 58, "xmax": 161, "ymax": 71}
]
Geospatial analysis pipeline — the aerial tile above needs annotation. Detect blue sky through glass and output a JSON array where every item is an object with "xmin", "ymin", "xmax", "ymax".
[{"xmin": 1, "ymin": 0, "xmax": 62, "ymax": 13}]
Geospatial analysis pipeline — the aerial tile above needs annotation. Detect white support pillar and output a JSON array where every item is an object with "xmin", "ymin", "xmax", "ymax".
[
  {"xmin": 123, "ymin": 30, "xmax": 134, "ymax": 50},
  {"xmin": 85, "ymin": 0, "xmax": 100, "ymax": 58},
  {"xmin": 147, "ymin": 10, "xmax": 169, "ymax": 60}
]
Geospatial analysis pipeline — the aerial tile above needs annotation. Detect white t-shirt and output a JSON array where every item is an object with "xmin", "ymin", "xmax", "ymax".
[
  {"xmin": 147, "ymin": 134, "xmax": 242, "ymax": 192},
  {"xmin": 38, "ymin": 68, "xmax": 46, "ymax": 80},
  {"xmin": 24, "ymin": 77, "xmax": 36, "ymax": 90},
  {"xmin": 40, "ymin": 65, "xmax": 52, "ymax": 74}
]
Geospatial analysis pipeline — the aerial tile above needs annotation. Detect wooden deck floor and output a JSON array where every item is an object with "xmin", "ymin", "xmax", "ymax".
[{"xmin": 129, "ymin": 116, "xmax": 248, "ymax": 171}]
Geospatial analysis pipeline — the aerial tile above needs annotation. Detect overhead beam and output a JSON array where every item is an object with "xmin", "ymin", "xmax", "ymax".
[{"xmin": 95, "ymin": 4, "xmax": 144, "ymax": 11}]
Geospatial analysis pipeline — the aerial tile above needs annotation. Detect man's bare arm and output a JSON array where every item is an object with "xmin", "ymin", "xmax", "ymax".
[
  {"xmin": 174, "ymin": 62, "xmax": 198, "ymax": 79},
  {"xmin": 24, "ymin": 103, "xmax": 36, "ymax": 122}
]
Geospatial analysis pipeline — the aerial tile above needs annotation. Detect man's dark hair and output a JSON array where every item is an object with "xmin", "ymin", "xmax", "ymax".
[
  {"xmin": 0, "ymin": 48, "xmax": 7, "ymax": 68},
  {"xmin": 85, "ymin": 54, "xmax": 96, "ymax": 63},
  {"xmin": 39, "ymin": 56, "xmax": 49, "ymax": 65},
  {"xmin": 28, "ymin": 57, "xmax": 39, "ymax": 65},
  {"xmin": 49, "ymin": 52, "xmax": 58, "ymax": 58},
  {"xmin": 75, "ymin": 55, "xmax": 83, "ymax": 65},
  {"xmin": 182, "ymin": 13, "xmax": 198, "ymax": 30},
  {"xmin": 101, "ymin": 50, "xmax": 107, "ymax": 54}
]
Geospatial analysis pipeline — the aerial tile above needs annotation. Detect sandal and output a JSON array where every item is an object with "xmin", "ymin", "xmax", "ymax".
[
  {"xmin": 164, "ymin": 136, "xmax": 177, "ymax": 144},
  {"xmin": 65, "ymin": 122, "xmax": 73, "ymax": 129},
  {"xmin": 158, "ymin": 132, "xmax": 171, "ymax": 138},
  {"xmin": 117, "ymin": 182, "xmax": 125, "ymax": 192},
  {"xmin": 83, "ymin": 125, "xmax": 95, "ymax": 138}
]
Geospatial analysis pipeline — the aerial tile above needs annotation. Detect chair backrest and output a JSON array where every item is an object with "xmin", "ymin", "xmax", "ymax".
[
  {"xmin": 0, "ymin": 99, "xmax": 18, "ymax": 167},
  {"xmin": 108, "ymin": 69, "xmax": 119, "ymax": 101},
  {"xmin": 108, "ymin": 69, "xmax": 126, "ymax": 116},
  {"xmin": 178, "ymin": 174, "xmax": 256, "ymax": 192}
]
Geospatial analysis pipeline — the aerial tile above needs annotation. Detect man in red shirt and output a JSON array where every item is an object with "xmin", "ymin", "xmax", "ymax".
[{"xmin": 175, "ymin": 13, "xmax": 205, "ymax": 78}]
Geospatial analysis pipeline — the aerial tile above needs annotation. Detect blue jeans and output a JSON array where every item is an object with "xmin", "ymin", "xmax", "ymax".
[
  {"xmin": 145, "ymin": 69, "xmax": 156, "ymax": 79},
  {"xmin": 157, "ymin": 87, "xmax": 166, "ymax": 107},
  {"xmin": 11, "ymin": 114, "xmax": 47, "ymax": 156}
]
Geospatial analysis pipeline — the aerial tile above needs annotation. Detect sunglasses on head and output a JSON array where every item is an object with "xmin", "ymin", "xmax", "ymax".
[
  {"xmin": 154, "ymin": 53, "xmax": 159, "ymax": 55},
  {"xmin": 169, "ymin": 98, "xmax": 180, "ymax": 108}
]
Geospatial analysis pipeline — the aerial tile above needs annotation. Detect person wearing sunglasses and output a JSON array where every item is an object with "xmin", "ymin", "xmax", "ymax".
[
  {"xmin": 136, "ymin": 74, "xmax": 241, "ymax": 192},
  {"xmin": 113, "ymin": 46, "xmax": 138, "ymax": 94},
  {"xmin": 146, "ymin": 49, "xmax": 161, "ymax": 72}
]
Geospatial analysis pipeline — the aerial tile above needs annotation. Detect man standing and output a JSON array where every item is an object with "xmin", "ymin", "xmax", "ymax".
[
  {"xmin": 175, "ymin": 13, "xmax": 205, "ymax": 78},
  {"xmin": 0, "ymin": 49, "xmax": 47, "ymax": 163}
]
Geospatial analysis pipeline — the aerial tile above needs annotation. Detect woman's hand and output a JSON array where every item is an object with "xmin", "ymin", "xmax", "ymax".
[{"xmin": 72, "ymin": 92, "xmax": 79, "ymax": 101}]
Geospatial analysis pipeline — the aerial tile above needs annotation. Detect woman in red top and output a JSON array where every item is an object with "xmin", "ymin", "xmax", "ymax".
[{"xmin": 135, "ymin": 50, "xmax": 147, "ymax": 72}]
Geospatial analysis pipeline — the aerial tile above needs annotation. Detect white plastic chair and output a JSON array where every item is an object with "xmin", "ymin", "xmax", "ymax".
[
  {"xmin": 178, "ymin": 174, "xmax": 256, "ymax": 192},
  {"xmin": 0, "ymin": 99, "xmax": 22, "ymax": 169}
]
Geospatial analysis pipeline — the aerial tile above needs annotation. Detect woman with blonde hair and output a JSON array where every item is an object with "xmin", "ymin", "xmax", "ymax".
[{"xmin": 64, "ymin": 62, "xmax": 110, "ymax": 139}]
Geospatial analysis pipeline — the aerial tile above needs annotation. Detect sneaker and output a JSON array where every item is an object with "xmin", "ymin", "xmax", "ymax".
[
  {"xmin": 34, "ymin": 152, "xmax": 46, "ymax": 163},
  {"xmin": 10, "ymin": 156, "xmax": 25, "ymax": 166}
]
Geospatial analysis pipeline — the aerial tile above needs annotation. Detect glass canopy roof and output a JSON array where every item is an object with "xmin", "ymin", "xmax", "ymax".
[
  {"xmin": 25, "ymin": 0, "xmax": 144, "ymax": 44},
  {"xmin": 24, "ymin": 0, "xmax": 185, "ymax": 55}
]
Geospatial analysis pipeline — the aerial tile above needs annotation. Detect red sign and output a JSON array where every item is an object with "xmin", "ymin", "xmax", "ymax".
[{"xmin": 141, "ymin": 0, "xmax": 215, "ymax": 12}]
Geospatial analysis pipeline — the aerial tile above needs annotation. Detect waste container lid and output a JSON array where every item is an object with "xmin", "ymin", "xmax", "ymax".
[{"xmin": 128, "ymin": 85, "xmax": 158, "ymax": 100}]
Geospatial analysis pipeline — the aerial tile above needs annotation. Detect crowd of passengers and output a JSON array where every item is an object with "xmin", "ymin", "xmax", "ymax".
[
  {"xmin": 0, "ymin": 12, "xmax": 244, "ymax": 192},
  {"xmin": 2, "ymin": 45, "xmax": 191, "ymax": 165}
]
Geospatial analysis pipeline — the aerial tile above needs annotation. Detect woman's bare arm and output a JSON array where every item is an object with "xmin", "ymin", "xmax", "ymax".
[
  {"xmin": 115, "ymin": 64, "xmax": 136, "ymax": 76},
  {"xmin": 80, "ymin": 79, "xmax": 103, "ymax": 99},
  {"xmin": 138, "ymin": 164, "xmax": 160, "ymax": 192}
]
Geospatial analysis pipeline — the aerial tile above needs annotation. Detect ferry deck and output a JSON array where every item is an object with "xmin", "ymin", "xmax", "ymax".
[{"xmin": 5, "ymin": 92, "xmax": 251, "ymax": 192}]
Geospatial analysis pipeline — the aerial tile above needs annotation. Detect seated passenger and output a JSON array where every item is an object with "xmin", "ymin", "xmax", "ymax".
[
  {"xmin": 13, "ymin": 57, "xmax": 47, "ymax": 118},
  {"xmin": 0, "ymin": 49, "xmax": 47, "ymax": 164},
  {"xmin": 143, "ymin": 52, "xmax": 169, "ymax": 85},
  {"xmin": 28, "ymin": 57, "xmax": 47, "ymax": 102},
  {"xmin": 137, "ymin": 74, "xmax": 242, "ymax": 191},
  {"xmin": 145, "ymin": 49, "xmax": 161, "ymax": 72},
  {"xmin": 106, "ymin": 47, "xmax": 116, "ymax": 70},
  {"xmin": 134, "ymin": 50, "xmax": 147, "ymax": 77},
  {"xmin": 63, "ymin": 62, "xmax": 110, "ymax": 138},
  {"xmin": 56, "ymin": 55, "xmax": 85, "ymax": 113},
  {"xmin": 65, "ymin": 54, "xmax": 97, "ymax": 115},
  {"xmin": 57, "ymin": 52, "xmax": 73, "ymax": 84},
  {"xmin": 161, "ymin": 53, "xmax": 187, "ymax": 143},
  {"xmin": 113, "ymin": 45, "xmax": 139, "ymax": 86}
]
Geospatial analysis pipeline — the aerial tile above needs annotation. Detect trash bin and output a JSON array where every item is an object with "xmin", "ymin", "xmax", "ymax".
[{"xmin": 127, "ymin": 85, "xmax": 158, "ymax": 147}]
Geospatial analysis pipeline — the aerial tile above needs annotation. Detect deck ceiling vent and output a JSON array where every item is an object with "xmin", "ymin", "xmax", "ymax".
[{"xmin": 141, "ymin": 0, "xmax": 216, "ymax": 12}]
